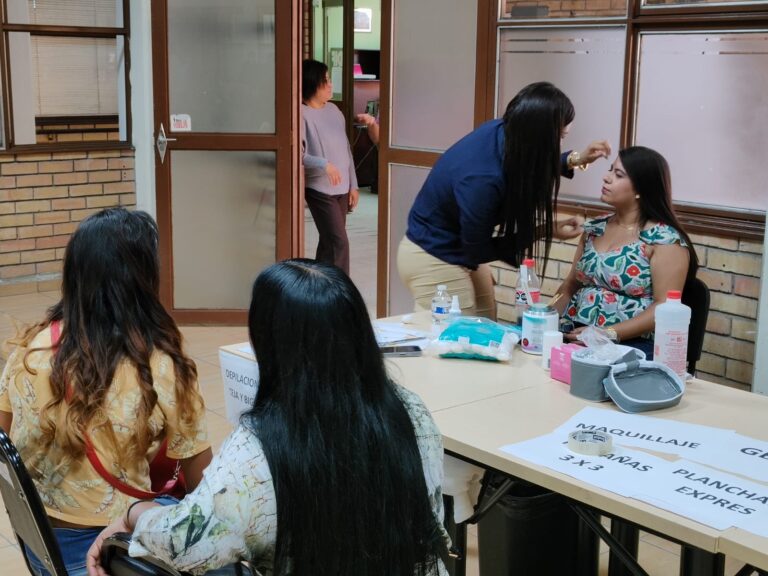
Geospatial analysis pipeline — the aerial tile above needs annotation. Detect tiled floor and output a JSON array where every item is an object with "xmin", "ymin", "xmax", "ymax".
[{"xmin": 0, "ymin": 290, "xmax": 755, "ymax": 575}]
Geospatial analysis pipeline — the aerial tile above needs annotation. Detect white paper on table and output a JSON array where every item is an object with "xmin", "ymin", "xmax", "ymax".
[
  {"xmin": 684, "ymin": 433, "xmax": 768, "ymax": 484},
  {"xmin": 500, "ymin": 432, "xmax": 675, "ymax": 498},
  {"xmin": 553, "ymin": 406, "xmax": 737, "ymax": 461},
  {"xmin": 632, "ymin": 493, "xmax": 732, "ymax": 531},
  {"xmin": 501, "ymin": 433, "xmax": 768, "ymax": 537},
  {"xmin": 630, "ymin": 459, "xmax": 768, "ymax": 534},
  {"xmin": 373, "ymin": 322, "xmax": 429, "ymax": 345},
  {"xmin": 734, "ymin": 506, "xmax": 768, "ymax": 539}
]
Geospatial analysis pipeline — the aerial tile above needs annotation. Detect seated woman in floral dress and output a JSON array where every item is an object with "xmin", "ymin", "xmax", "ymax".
[{"xmin": 553, "ymin": 146, "xmax": 698, "ymax": 358}]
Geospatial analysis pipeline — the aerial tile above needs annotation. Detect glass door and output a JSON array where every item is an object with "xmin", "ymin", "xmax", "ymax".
[{"xmin": 151, "ymin": 1, "xmax": 300, "ymax": 323}]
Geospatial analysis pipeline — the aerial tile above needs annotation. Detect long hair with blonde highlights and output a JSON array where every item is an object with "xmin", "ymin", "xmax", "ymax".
[{"xmin": 22, "ymin": 208, "xmax": 201, "ymax": 469}]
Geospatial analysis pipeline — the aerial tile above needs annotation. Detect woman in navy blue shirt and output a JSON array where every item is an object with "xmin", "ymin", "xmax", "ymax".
[{"xmin": 398, "ymin": 82, "xmax": 610, "ymax": 319}]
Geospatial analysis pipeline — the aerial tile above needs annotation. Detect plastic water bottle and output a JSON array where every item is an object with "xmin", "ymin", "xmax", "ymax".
[
  {"xmin": 447, "ymin": 295, "xmax": 462, "ymax": 324},
  {"xmin": 654, "ymin": 290, "xmax": 691, "ymax": 379},
  {"xmin": 515, "ymin": 258, "xmax": 541, "ymax": 326},
  {"xmin": 431, "ymin": 284, "xmax": 451, "ymax": 327}
]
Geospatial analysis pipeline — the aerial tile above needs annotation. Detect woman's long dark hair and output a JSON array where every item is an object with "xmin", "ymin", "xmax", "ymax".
[
  {"xmin": 619, "ymin": 146, "xmax": 699, "ymax": 279},
  {"xmin": 302, "ymin": 59, "xmax": 329, "ymax": 102},
  {"xmin": 244, "ymin": 259, "xmax": 444, "ymax": 576},
  {"xmin": 501, "ymin": 81, "xmax": 575, "ymax": 268},
  {"xmin": 22, "ymin": 208, "xmax": 200, "ymax": 467}
]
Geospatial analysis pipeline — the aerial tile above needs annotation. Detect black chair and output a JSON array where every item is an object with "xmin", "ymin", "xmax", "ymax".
[
  {"xmin": 101, "ymin": 534, "xmax": 262, "ymax": 576},
  {"xmin": 681, "ymin": 276, "xmax": 710, "ymax": 376},
  {"xmin": 0, "ymin": 427, "xmax": 191, "ymax": 576},
  {"xmin": 101, "ymin": 533, "xmax": 188, "ymax": 576},
  {"xmin": 0, "ymin": 426, "xmax": 68, "ymax": 576},
  {"xmin": 734, "ymin": 564, "xmax": 768, "ymax": 576}
]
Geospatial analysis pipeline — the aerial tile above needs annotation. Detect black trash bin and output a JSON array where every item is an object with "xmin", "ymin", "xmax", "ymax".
[{"xmin": 476, "ymin": 473, "xmax": 590, "ymax": 576}]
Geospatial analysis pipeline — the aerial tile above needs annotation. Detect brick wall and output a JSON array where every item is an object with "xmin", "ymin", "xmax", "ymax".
[
  {"xmin": 504, "ymin": 0, "xmax": 725, "ymax": 18},
  {"xmin": 491, "ymin": 220, "xmax": 763, "ymax": 391},
  {"xmin": 36, "ymin": 119, "xmax": 120, "ymax": 145},
  {"xmin": 504, "ymin": 0, "xmax": 625, "ymax": 18},
  {"xmin": 0, "ymin": 149, "xmax": 136, "ymax": 296}
]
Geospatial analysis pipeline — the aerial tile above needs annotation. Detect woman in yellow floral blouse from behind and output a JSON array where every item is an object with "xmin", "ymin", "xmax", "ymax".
[{"xmin": 0, "ymin": 208, "xmax": 212, "ymax": 576}]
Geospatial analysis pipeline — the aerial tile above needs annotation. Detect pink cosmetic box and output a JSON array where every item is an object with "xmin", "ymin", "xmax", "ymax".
[{"xmin": 550, "ymin": 343, "xmax": 584, "ymax": 385}]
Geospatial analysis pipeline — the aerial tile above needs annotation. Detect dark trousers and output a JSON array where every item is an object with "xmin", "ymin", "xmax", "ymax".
[{"xmin": 305, "ymin": 187, "xmax": 350, "ymax": 274}]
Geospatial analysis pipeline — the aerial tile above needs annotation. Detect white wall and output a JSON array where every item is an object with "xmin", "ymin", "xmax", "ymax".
[{"xmin": 130, "ymin": 0, "xmax": 156, "ymax": 215}]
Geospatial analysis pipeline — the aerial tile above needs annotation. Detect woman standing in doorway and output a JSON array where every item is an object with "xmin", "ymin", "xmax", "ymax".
[
  {"xmin": 302, "ymin": 59, "xmax": 360, "ymax": 275},
  {"xmin": 398, "ymin": 82, "xmax": 610, "ymax": 319}
]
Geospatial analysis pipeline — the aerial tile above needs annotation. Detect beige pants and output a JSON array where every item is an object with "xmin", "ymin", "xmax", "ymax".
[{"xmin": 396, "ymin": 236, "xmax": 496, "ymax": 320}]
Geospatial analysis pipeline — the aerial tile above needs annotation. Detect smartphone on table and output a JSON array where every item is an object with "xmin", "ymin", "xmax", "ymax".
[{"xmin": 380, "ymin": 345, "xmax": 422, "ymax": 357}]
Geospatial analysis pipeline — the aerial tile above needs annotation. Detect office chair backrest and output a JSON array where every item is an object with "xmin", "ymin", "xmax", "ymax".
[
  {"xmin": 0, "ymin": 427, "xmax": 68, "ymax": 576},
  {"xmin": 681, "ymin": 277, "xmax": 710, "ymax": 376}
]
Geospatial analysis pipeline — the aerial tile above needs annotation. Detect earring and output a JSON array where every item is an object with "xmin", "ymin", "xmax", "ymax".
[{"xmin": 635, "ymin": 194, "xmax": 640, "ymax": 199}]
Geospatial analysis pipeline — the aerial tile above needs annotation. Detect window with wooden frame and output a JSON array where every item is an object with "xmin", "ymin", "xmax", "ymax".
[
  {"xmin": 495, "ymin": 0, "xmax": 768, "ymax": 239},
  {"xmin": 0, "ymin": 0, "xmax": 130, "ymax": 153}
]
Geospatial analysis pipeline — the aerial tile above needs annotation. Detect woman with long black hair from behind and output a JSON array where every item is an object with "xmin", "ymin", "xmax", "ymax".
[
  {"xmin": 87, "ymin": 259, "xmax": 449, "ymax": 576},
  {"xmin": 0, "ymin": 208, "xmax": 211, "ymax": 576}
]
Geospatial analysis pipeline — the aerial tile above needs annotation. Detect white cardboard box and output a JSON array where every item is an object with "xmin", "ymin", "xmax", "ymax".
[{"xmin": 218, "ymin": 342, "xmax": 259, "ymax": 425}]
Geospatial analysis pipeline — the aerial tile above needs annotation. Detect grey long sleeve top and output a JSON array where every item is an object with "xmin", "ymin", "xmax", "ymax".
[{"xmin": 302, "ymin": 102, "xmax": 358, "ymax": 196}]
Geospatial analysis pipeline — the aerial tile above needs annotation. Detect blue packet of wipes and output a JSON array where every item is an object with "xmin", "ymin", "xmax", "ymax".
[{"xmin": 431, "ymin": 317, "xmax": 520, "ymax": 362}]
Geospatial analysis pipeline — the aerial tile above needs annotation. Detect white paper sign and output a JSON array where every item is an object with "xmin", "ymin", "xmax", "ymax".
[
  {"xmin": 695, "ymin": 434, "xmax": 768, "ymax": 483},
  {"xmin": 501, "ymin": 432, "xmax": 768, "ymax": 536},
  {"xmin": 501, "ymin": 433, "xmax": 674, "ymax": 498},
  {"xmin": 554, "ymin": 407, "xmax": 768, "ymax": 484},
  {"xmin": 632, "ymin": 459, "xmax": 768, "ymax": 532},
  {"xmin": 554, "ymin": 407, "xmax": 736, "ymax": 460},
  {"xmin": 170, "ymin": 113, "xmax": 192, "ymax": 132},
  {"xmin": 734, "ymin": 505, "xmax": 768, "ymax": 538},
  {"xmin": 219, "ymin": 350, "xmax": 260, "ymax": 425}
]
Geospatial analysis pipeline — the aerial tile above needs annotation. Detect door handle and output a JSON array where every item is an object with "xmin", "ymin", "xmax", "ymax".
[{"xmin": 155, "ymin": 123, "xmax": 177, "ymax": 164}]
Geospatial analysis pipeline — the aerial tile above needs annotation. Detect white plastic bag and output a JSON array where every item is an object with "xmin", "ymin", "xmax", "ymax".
[
  {"xmin": 427, "ymin": 317, "xmax": 520, "ymax": 362},
  {"xmin": 576, "ymin": 325, "xmax": 624, "ymax": 363}
]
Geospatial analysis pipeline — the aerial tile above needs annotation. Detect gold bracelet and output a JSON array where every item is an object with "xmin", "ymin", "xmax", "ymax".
[
  {"xmin": 604, "ymin": 328, "xmax": 619, "ymax": 343},
  {"xmin": 567, "ymin": 151, "xmax": 589, "ymax": 172}
]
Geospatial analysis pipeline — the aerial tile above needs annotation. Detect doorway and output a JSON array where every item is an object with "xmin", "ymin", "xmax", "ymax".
[
  {"xmin": 150, "ymin": 1, "xmax": 300, "ymax": 324},
  {"xmin": 305, "ymin": 0, "xmax": 381, "ymax": 315}
]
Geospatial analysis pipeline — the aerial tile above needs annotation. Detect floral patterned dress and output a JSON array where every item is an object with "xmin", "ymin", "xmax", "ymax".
[
  {"xmin": 129, "ymin": 384, "xmax": 450, "ymax": 576},
  {"xmin": 563, "ymin": 215, "xmax": 687, "ymax": 331}
]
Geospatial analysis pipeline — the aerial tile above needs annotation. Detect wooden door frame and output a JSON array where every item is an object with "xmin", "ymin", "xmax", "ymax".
[
  {"xmin": 376, "ymin": 0, "xmax": 495, "ymax": 318},
  {"xmin": 150, "ymin": 1, "xmax": 302, "ymax": 324}
]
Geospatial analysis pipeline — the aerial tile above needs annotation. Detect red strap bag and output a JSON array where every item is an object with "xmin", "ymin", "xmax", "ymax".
[{"xmin": 51, "ymin": 321, "xmax": 187, "ymax": 500}]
